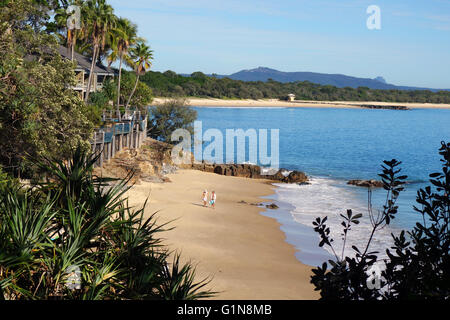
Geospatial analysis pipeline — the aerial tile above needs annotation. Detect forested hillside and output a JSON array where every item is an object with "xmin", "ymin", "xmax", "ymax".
[{"xmin": 141, "ymin": 70, "xmax": 450, "ymax": 103}]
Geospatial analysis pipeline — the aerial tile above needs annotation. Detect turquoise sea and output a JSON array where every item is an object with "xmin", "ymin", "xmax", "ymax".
[{"xmin": 193, "ymin": 106, "xmax": 450, "ymax": 266}]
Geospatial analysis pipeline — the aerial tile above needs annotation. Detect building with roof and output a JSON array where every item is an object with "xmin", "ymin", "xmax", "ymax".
[{"xmin": 58, "ymin": 46, "xmax": 116, "ymax": 99}]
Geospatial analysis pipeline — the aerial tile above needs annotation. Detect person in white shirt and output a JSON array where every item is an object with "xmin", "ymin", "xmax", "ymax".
[{"xmin": 202, "ymin": 189, "xmax": 208, "ymax": 207}]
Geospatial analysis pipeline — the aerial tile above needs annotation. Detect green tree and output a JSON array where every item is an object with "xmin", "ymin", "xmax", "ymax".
[
  {"xmin": 51, "ymin": 0, "xmax": 86, "ymax": 62},
  {"xmin": 0, "ymin": 0, "xmax": 93, "ymax": 177},
  {"xmin": 147, "ymin": 99, "xmax": 197, "ymax": 143},
  {"xmin": 83, "ymin": 0, "xmax": 116, "ymax": 102},
  {"xmin": 107, "ymin": 17, "xmax": 137, "ymax": 114},
  {"xmin": 125, "ymin": 40, "xmax": 154, "ymax": 108},
  {"xmin": 115, "ymin": 72, "xmax": 153, "ymax": 110}
]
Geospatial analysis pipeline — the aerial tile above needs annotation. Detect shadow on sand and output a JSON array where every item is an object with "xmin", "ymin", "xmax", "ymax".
[{"xmin": 191, "ymin": 202, "xmax": 210, "ymax": 208}]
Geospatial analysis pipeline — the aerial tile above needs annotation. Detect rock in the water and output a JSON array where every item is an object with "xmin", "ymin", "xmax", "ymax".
[
  {"xmin": 285, "ymin": 171, "xmax": 308, "ymax": 183},
  {"xmin": 265, "ymin": 203, "xmax": 279, "ymax": 210},
  {"xmin": 260, "ymin": 168, "xmax": 308, "ymax": 184},
  {"xmin": 347, "ymin": 179, "xmax": 384, "ymax": 188}
]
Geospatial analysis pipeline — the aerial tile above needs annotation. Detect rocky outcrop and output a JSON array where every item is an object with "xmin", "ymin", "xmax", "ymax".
[
  {"xmin": 238, "ymin": 200, "xmax": 278, "ymax": 209},
  {"xmin": 97, "ymin": 137, "xmax": 308, "ymax": 185},
  {"xmin": 212, "ymin": 164, "xmax": 262, "ymax": 179},
  {"xmin": 282, "ymin": 170, "xmax": 308, "ymax": 184},
  {"xmin": 94, "ymin": 138, "xmax": 176, "ymax": 184},
  {"xmin": 347, "ymin": 179, "xmax": 384, "ymax": 188},
  {"xmin": 188, "ymin": 162, "xmax": 308, "ymax": 184}
]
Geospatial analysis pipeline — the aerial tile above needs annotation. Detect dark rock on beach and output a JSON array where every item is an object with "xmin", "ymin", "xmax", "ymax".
[
  {"xmin": 192, "ymin": 162, "xmax": 215, "ymax": 173},
  {"xmin": 239, "ymin": 200, "xmax": 263, "ymax": 206},
  {"xmin": 282, "ymin": 171, "xmax": 308, "ymax": 184},
  {"xmin": 265, "ymin": 203, "xmax": 279, "ymax": 210}
]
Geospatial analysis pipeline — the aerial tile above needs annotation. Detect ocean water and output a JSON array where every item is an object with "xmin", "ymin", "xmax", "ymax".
[{"xmin": 193, "ymin": 106, "xmax": 450, "ymax": 266}]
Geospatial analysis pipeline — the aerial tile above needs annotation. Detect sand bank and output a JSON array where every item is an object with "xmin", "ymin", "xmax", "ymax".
[
  {"xmin": 153, "ymin": 97, "xmax": 450, "ymax": 109},
  {"xmin": 125, "ymin": 169, "xmax": 318, "ymax": 300}
]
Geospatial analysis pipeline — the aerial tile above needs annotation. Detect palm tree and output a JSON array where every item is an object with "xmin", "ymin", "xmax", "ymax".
[
  {"xmin": 107, "ymin": 18, "xmax": 137, "ymax": 118},
  {"xmin": 83, "ymin": 0, "xmax": 116, "ymax": 103},
  {"xmin": 53, "ymin": 1, "xmax": 85, "ymax": 62},
  {"xmin": 125, "ymin": 41, "xmax": 153, "ymax": 108}
]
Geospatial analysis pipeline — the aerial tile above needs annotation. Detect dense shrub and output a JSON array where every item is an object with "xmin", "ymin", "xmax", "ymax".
[
  {"xmin": 311, "ymin": 142, "xmax": 450, "ymax": 299},
  {"xmin": 0, "ymin": 0, "xmax": 93, "ymax": 177}
]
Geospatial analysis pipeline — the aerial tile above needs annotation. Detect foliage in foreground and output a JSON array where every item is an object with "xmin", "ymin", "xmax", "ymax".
[
  {"xmin": 311, "ymin": 142, "xmax": 450, "ymax": 299},
  {"xmin": 0, "ymin": 147, "xmax": 214, "ymax": 300}
]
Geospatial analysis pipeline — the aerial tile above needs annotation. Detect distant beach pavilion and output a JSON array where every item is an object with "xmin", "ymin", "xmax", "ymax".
[{"xmin": 287, "ymin": 94, "xmax": 296, "ymax": 102}]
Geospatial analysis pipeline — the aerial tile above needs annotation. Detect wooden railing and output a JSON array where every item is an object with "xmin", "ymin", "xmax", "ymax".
[{"xmin": 91, "ymin": 109, "xmax": 148, "ymax": 167}]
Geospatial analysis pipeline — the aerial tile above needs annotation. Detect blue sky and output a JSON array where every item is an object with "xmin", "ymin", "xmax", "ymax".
[{"xmin": 108, "ymin": 0, "xmax": 450, "ymax": 88}]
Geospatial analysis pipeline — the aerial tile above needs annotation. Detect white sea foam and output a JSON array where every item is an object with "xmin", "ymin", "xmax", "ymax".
[{"xmin": 274, "ymin": 177, "xmax": 400, "ymax": 261}]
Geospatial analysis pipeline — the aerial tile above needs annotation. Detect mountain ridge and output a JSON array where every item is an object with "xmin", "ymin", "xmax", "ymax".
[{"xmin": 185, "ymin": 67, "xmax": 448, "ymax": 92}]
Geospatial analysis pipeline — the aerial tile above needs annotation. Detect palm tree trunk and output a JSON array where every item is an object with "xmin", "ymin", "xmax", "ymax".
[
  {"xmin": 71, "ymin": 32, "xmax": 76, "ymax": 62},
  {"xmin": 85, "ymin": 43, "xmax": 98, "ymax": 102},
  {"xmin": 116, "ymin": 52, "xmax": 123, "ymax": 121},
  {"xmin": 125, "ymin": 73, "xmax": 139, "ymax": 108},
  {"xmin": 67, "ymin": 29, "xmax": 72, "ymax": 60}
]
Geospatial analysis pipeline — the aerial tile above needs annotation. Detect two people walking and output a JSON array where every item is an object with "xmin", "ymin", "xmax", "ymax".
[{"xmin": 202, "ymin": 189, "xmax": 216, "ymax": 209}]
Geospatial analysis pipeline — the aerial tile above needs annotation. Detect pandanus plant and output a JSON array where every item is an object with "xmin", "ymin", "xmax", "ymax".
[{"xmin": 0, "ymin": 146, "xmax": 215, "ymax": 300}]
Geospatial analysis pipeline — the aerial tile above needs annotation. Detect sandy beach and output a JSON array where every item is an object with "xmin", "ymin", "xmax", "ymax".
[
  {"xmin": 153, "ymin": 97, "xmax": 450, "ymax": 109},
  {"xmin": 125, "ymin": 169, "xmax": 318, "ymax": 300}
]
